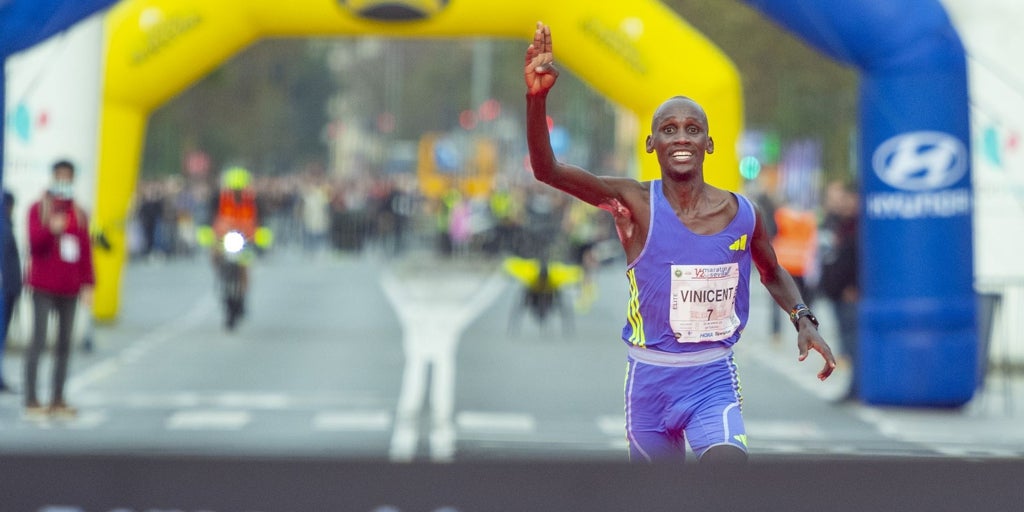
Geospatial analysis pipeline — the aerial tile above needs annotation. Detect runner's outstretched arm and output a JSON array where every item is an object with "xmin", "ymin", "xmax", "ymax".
[{"xmin": 750, "ymin": 204, "xmax": 836, "ymax": 380}]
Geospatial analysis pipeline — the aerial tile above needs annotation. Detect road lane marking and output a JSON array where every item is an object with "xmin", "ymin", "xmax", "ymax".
[
  {"xmin": 166, "ymin": 410, "xmax": 251, "ymax": 430},
  {"xmin": 932, "ymin": 446, "xmax": 1019, "ymax": 458},
  {"xmin": 745, "ymin": 420, "xmax": 825, "ymax": 439},
  {"xmin": 313, "ymin": 410, "xmax": 391, "ymax": 431},
  {"xmin": 597, "ymin": 415, "xmax": 625, "ymax": 436},
  {"xmin": 390, "ymin": 417, "xmax": 419, "ymax": 462},
  {"xmin": 214, "ymin": 392, "xmax": 290, "ymax": 409},
  {"xmin": 737, "ymin": 341, "xmax": 849, "ymax": 401},
  {"xmin": 456, "ymin": 411, "xmax": 536, "ymax": 433},
  {"xmin": 73, "ymin": 390, "xmax": 383, "ymax": 410},
  {"xmin": 853, "ymin": 406, "xmax": 1024, "ymax": 458},
  {"xmin": 68, "ymin": 292, "xmax": 216, "ymax": 395},
  {"xmin": 66, "ymin": 410, "xmax": 108, "ymax": 430}
]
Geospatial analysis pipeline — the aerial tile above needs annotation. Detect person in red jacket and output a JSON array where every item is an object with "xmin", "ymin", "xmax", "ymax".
[{"xmin": 23, "ymin": 159, "xmax": 94, "ymax": 419}]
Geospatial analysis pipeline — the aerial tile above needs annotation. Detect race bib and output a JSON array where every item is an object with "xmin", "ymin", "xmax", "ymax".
[
  {"xmin": 59, "ymin": 234, "xmax": 80, "ymax": 263},
  {"xmin": 669, "ymin": 263, "xmax": 741, "ymax": 343}
]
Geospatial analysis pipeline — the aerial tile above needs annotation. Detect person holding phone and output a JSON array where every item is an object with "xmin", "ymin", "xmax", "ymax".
[{"xmin": 23, "ymin": 159, "xmax": 95, "ymax": 419}]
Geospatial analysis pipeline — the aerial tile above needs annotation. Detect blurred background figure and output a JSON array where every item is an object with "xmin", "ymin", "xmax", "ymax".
[
  {"xmin": 520, "ymin": 184, "xmax": 567, "ymax": 260},
  {"xmin": 818, "ymin": 179, "xmax": 860, "ymax": 402},
  {"xmin": 0, "ymin": 190, "xmax": 22, "ymax": 393},
  {"xmin": 23, "ymin": 160, "xmax": 95, "ymax": 419},
  {"xmin": 201, "ymin": 166, "xmax": 271, "ymax": 330},
  {"xmin": 211, "ymin": 167, "xmax": 260, "ymax": 245},
  {"xmin": 503, "ymin": 255, "xmax": 581, "ymax": 336},
  {"xmin": 434, "ymin": 187, "xmax": 461, "ymax": 257},
  {"xmin": 300, "ymin": 172, "xmax": 331, "ymax": 258},
  {"xmin": 136, "ymin": 179, "xmax": 167, "ymax": 261},
  {"xmin": 563, "ymin": 199, "xmax": 605, "ymax": 313},
  {"xmin": 769, "ymin": 201, "xmax": 818, "ymax": 344}
]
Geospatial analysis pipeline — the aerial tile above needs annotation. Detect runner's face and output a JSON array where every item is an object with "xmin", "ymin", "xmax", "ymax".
[{"xmin": 646, "ymin": 98, "xmax": 714, "ymax": 179}]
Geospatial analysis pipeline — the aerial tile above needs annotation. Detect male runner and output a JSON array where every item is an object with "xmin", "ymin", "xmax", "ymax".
[{"xmin": 524, "ymin": 21, "xmax": 836, "ymax": 464}]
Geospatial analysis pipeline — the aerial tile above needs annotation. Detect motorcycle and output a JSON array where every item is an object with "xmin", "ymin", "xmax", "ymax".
[{"xmin": 218, "ymin": 230, "xmax": 250, "ymax": 330}]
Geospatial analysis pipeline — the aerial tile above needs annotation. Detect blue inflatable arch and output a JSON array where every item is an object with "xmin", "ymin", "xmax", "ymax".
[
  {"xmin": 742, "ymin": 0, "xmax": 975, "ymax": 406},
  {"xmin": 1, "ymin": 0, "xmax": 975, "ymax": 406}
]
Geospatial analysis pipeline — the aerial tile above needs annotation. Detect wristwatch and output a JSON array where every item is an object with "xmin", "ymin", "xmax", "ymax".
[{"xmin": 788, "ymin": 303, "xmax": 819, "ymax": 332}]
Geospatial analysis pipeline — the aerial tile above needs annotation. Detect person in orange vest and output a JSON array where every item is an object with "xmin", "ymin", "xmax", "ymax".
[
  {"xmin": 199, "ymin": 166, "xmax": 270, "ymax": 320},
  {"xmin": 212, "ymin": 166, "xmax": 259, "ymax": 243},
  {"xmin": 770, "ymin": 203, "xmax": 818, "ymax": 343}
]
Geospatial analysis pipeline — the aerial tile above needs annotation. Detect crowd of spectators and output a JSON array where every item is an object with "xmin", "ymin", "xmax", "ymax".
[{"xmin": 126, "ymin": 170, "xmax": 617, "ymax": 266}]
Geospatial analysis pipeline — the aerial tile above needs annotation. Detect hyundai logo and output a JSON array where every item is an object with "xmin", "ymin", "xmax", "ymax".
[{"xmin": 871, "ymin": 131, "xmax": 968, "ymax": 192}]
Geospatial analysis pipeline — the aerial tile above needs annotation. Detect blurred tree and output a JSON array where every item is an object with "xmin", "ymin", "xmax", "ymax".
[
  {"xmin": 668, "ymin": 0, "xmax": 858, "ymax": 178},
  {"xmin": 329, "ymin": 37, "xmax": 616, "ymax": 174},
  {"xmin": 143, "ymin": 39, "xmax": 336, "ymax": 178}
]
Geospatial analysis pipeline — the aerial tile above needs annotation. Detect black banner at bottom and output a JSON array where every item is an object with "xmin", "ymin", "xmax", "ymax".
[{"xmin": 1, "ymin": 453, "xmax": 1021, "ymax": 512}]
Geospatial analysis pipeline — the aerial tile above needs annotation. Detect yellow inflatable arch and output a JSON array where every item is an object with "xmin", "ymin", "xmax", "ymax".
[{"xmin": 95, "ymin": 0, "xmax": 742, "ymax": 320}]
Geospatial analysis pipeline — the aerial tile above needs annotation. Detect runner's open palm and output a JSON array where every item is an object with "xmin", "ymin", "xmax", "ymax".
[{"xmin": 525, "ymin": 22, "xmax": 558, "ymax": 96}]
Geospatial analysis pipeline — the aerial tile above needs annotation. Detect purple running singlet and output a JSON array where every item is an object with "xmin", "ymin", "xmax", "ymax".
[
  {"xmin": 619, "ymin": 181, "xmax": 756, "ymax": 461},
  {"xmin": 621, "ymin": 181, "xmax": 756, "ymax": 352}
]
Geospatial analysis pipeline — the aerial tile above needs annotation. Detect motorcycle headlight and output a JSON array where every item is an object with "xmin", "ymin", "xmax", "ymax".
[{"xmin": 223, "ymin": 231, "xmax": 246, "ymax": 253}]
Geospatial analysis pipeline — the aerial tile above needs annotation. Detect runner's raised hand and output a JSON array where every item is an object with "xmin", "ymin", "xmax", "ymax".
[{"xmin": 525, "ymin": 21, "xmax": 558, "ymax": 96}]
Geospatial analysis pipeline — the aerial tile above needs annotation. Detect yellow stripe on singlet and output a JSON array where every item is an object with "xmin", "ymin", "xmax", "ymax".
[{"xmin": 625, "ymin": 268, "xmax": 645, "ymax": 347}]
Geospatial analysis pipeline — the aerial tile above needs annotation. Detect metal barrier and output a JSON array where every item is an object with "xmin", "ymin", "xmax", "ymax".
[
  {"xmin": 976, "ymin": 278, "xmax": 1023, "ymax": 412},
  {"xmin": 976, "ymin": 278, "xmax": 1024, "ymax": 370}
]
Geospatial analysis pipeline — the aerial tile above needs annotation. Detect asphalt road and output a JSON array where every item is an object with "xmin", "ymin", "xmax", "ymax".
[{"xmin": 2, "ymin": 246, "xmax": 1022, "ymax": 463}]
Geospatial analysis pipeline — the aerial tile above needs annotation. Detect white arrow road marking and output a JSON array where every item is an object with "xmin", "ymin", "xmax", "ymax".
[{"xmin": 382, "ymin": 265, "xmax": 508, "ymax": 462}]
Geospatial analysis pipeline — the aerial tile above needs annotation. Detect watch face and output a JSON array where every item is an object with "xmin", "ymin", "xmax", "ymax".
[
  {"xmin": 805, "ymin": 313, "xmax": 819, "ymax": 327},
  {"xmin": 793, "ymin": 310, "xmax": 818, "ymax": 329}
]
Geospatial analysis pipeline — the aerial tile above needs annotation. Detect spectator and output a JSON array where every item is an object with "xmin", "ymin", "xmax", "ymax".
[
  {"xmin": 770, "ymin": 202, "xmax": 818, "ymax": 343},
  {"xmin": 23, "ymin": 160, "xmax": 95, "ymax": 419},
  {"xmin": 0, "ymin": 190, "xmax": 22, "ymax": 392},
  {"xmin": 300, "ymin": 175, "xmax": 330, "ymax": 256},
  {"xmin": 819, "ymin": 180, "xmax": 860, "ymax": 402}
]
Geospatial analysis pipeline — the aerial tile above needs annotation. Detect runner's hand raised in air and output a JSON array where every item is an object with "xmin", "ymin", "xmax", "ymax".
[{"xmin": 524, "ymin": 21, "xmax": 558, "ymax": 96}]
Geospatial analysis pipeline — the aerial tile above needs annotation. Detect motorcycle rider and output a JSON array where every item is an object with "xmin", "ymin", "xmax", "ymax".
[
  {"xmin": 200, "ymin": 166, "xmax": 267, "ymax": 326},
  {"xmin": 212, "ymin": 166, "xmax": 259, "ymax": 243}
]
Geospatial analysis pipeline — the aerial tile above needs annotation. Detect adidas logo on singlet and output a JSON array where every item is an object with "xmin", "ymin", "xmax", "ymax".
[{"xmin": 728, "ymin": 234, "xmax": 748, "ymax": 251}]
